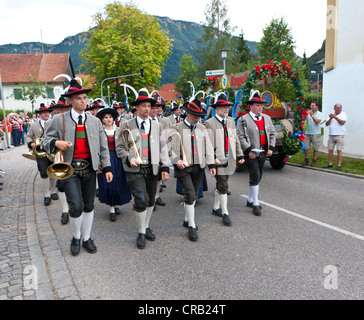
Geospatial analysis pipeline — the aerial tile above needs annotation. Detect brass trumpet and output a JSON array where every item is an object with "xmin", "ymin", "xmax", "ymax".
[
  {"xmin": 121, "ymin": 128, "xmax": 146, "ymax": 165},
  {"xmin": 168, "ymin": 131, "xmax": 190, "ymax": 167},
  {"xmin": 22, "ymin": 138, "xmax": 47, "ymax": 160},
  {"xmin": 47, "ymin": 150, "xmax": 74, "ymax": 180}
]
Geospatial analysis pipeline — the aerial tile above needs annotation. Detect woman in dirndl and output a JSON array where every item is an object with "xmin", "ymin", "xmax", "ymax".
[{"xmin": 96, "ymin": 108, "xmax": 132, "ymax": 221}]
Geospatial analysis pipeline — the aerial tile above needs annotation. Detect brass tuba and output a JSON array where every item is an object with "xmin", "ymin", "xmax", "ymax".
[
  {"xmin": 47, "ymin": 150, "xmax": 74, "ymax": 180},
  {"xmin": 22, "ymin": 138, "xmax": 47, "ymax": 160},
  {"xmin": 121, "ymin": 128, "xmax": 146, "ymax": 165},
  {"xmin": 168, "ymin": 131, "xmax": 190, "ymax": 167}
]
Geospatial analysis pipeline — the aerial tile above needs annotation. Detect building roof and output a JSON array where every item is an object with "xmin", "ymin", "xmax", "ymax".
[
  {"xmin": 0, "ymin": 53, "xmax": 74, "ymax": 83},
  {"xmin": 157, "ymin": 84, "xmax": 182, "ymax": 101}
]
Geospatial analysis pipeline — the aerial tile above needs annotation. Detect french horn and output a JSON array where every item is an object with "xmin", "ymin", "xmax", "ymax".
[{"xmin": 47, "ymin": 150, "xmax": 74, "ymax": 180}]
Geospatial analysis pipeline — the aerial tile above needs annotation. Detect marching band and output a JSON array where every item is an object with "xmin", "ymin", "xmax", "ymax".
[{"xmin": 24, "ymin": 78, "xmax": 275, "ymax": 255}]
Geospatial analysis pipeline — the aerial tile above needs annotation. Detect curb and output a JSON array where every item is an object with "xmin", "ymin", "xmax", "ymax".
[{"xmin": 286, "ymin": 162, "xmax": 364, "ymax": 180}]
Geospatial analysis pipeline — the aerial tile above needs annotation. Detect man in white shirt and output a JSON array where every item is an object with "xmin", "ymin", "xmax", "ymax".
[
  {"xmin": 301, "ymin": 101, "xmax": 323, "ymax": 167},
  {"xmin": 323, "ymin": 103, "xmax": 347, "ymax": 171}
]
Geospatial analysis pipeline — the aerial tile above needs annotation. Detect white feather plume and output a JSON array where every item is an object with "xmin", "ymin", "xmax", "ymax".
[
  {"xmin": 53, "ymin": 74, "xmax": 72, "ymax": 82},
  {"xmin": 120, "ymin": 84, "xmax": 138, "ymax": 99},
  {"xmin": 249, "ymin": 89, "xmax": 260, "ymax": 100}
]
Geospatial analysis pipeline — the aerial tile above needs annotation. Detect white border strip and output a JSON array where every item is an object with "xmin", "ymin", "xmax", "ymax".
[{"xmin": 241, "ymin": 195, "xmax": 364, "ymax": 241}]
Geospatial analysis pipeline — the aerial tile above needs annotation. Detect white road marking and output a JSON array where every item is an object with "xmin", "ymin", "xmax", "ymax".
[{"xmin": 241, "ymin": 195, "xmax": 364, "ymax": 242}]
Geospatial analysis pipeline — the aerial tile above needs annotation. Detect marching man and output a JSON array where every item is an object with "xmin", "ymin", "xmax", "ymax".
[
  {"xmin": 42, "ymin": 78, "xmax": 112, "ymax": 256},
  {"xmin": 205, "ymin": 95, "xmax": 245, "ymax": 226}
]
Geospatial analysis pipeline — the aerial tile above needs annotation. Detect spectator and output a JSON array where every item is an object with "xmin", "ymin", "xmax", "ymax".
[
  {"xmin": 9, "ymin": 113, "xmax": 22, "ymax": 147},
  {"xmin": 1, "ymin": 114, "xmax": 12, "ymax": 148},
  {"xmin": 301, "ymin": 101, "xmax": 323, "ymax": 167},
  {"xmin": 323, "ymin": 103, "xmax": 347, "ymax": 171}
]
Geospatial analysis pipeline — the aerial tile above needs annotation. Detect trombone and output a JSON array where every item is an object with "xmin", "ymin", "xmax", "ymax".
[
  {"xmin": 121, "ymin": 128, "xmax": 146, "ymax": 165},
  {"xmin": 168, "ymin": 132, "xmax": 190, "ymax": 167}
]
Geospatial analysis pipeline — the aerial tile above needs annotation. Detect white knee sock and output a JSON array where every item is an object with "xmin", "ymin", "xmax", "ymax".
[
  {"xmin": 213, "ymin": 189, "xmax": 221, "ymax": 210},
  {"xmin": 220, "ymin": 194, "xmax": 228, "ymax": 215},
  {"xmin": 81, "ymin": 210, "xmax": 94, "ymax": 241},
  {"xmin": 70, "ymin": 215, "xmax": 83, "ymax": 239},
  {"xmin": 137, "ymin": 210, "xmax": 147, "ymax": 234},
  {"xmin": 184, "ymin": 203, "xmax": 195, "ymax": 228},
  {"xmin": 58, "ymin": 191, "xmax": 69, "ymax": 213},
  {"xmin": 41, "ymin": 178, "xmax": 50, "ymax": 197},
  {"xmin": 250, "ymin": 185, "xmax": 260, "ymax": 206},
  {"xmin": 248, "ymin": 186, "xmax": 253, "ymax": 203},
  {"xmin": 145, "ymin": 206, "xmax": 154, "ymax": 229},
  {"xmin": 49, "ymin": 178, "xmax": 57, "ymax": 194},
  {"xmin": 110, "ymin": 206, "xmax": 115, "ymax": 213}
]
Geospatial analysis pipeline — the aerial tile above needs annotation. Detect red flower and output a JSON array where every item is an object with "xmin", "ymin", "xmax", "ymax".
[
  {"xmin": 297, "ymin": 105, "xmax": 302, "ymax": 111},
  {"xmin": 282, "ymin": 60, "xmax": 288, "ymax": 67},
  {"xmin": 243, "ymin": 111, "xmax": 248, "ymax": 115},
  {"xmin": 292, "ymin": 76, "xmax": 297, "ymax": 80},
  {"xmin": 301, "ymin": 110, "xmax": 308, "ymax": 117},
  {"xmin": 267, "ymin": 60, "xmax": 273, "ymax": 63},
  {"xmin": 301, "ymin": 97, "xmax": 305, "ymax": 101}
]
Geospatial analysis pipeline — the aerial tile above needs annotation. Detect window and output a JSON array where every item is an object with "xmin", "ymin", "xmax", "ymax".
[
  {"xmin": 47, "ymin": 87, "xmax": 55, "ymax": 99},
  {"xmin": 13, "ymin": 88, "xmax": 22, "ymax": 100}
]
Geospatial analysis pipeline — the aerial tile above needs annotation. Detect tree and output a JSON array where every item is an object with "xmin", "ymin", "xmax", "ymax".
[
  {"xmin": 175, "ymin": 55, "xmax": 199, "ymax": 100},
  {"xmin": 257, "ymin": 17, "xmax": 296, "ymax": 64},
  {"xmin": 80, "ymin": 1, "xmax": 172, "ymax": 101},
  {"xmin": 229, "ymin": 30, "xmax": 256, "ymax": 73},
  {"xmin": 256, "ymin": 17, "xmax": 309, "ymax": 103},
  {"xmin": 196, "ymin": 0, "xmax": 236, "ymax": 76},
  {"xmin": 9, "ymin": 75, "xmax": 48, "ymax": 114}
]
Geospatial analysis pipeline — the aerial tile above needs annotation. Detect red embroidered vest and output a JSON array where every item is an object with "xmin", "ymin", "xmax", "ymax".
[
  {"xmin": 254, "ymin": 117, "xmax": 267, "ymax": 148},
  {"xmin": 74, "ymin": 124, "xmax": 90, "ymax": 159}
]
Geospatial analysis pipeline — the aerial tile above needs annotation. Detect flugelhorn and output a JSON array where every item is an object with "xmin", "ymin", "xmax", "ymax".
[
  {"xmin": 22, "ymin": 138, "xmax": 47, "ymax": 160},
  {"xmin": 121, "ymin": 128, "xmax": 146, "ymax": 165},
  {"xmin": 168, "ymin": 132, "xmax": 190, "ymax": 167},
  {"xmin": 47, "ymin": 150, "xmax": 74, "ymax": 180}
]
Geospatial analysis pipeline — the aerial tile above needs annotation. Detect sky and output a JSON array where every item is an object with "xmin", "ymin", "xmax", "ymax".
[{"xmin": 0, "ymin": 0, "xmax": 327, "ymax": 57}]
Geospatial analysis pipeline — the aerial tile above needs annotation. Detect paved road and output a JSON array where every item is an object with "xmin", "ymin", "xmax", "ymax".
[{"xmin": 1, "ymin": 145, "xmax": 364, "ymax": 300}]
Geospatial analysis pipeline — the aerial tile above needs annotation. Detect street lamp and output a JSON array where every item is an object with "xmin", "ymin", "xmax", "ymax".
[{"xmin": 219, "ymin": 49, "xmax": 229, "ymax": 75}]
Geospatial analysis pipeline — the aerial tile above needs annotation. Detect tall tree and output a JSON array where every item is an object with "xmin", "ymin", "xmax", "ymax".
[
  {"xmin": 229, "ymin": 30, "xmax": 256, "ymax": 73},
  {"xmin": 175, "ymin": 54, "xmax": 199, "ymax": 100},
  {"xmin": 196, "ymin": 0, "xmax": 236, "ymax": 75},
  {"xmin": 257, "ymin": 17, "xmax": 296, "ymax": 64},
  {"xmin": 80, "ymin": 1, "xmax": 172, "ymax": 100}
]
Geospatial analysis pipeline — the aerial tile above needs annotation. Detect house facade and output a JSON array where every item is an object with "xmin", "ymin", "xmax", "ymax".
[
  {"xmin": 0, "ymin": 53, "xmax": 74, "ymax": 113},
  {"xmin": 322, "ymin": 0, "xmax": 364, "ymax": 158}
]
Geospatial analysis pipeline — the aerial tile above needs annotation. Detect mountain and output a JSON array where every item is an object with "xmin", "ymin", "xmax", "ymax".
[{"xmin": 1, "ymin": 16, "xmax": 319, "ymax": 86}]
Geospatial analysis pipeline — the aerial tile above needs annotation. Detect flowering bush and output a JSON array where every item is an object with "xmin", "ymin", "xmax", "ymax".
[
  {"xmin": 199, "ymin": 76, "xmax": 217, "ymax": 91},
  {"xmin": 239, "ymin": 60, "xmax": 308, "ymax": 155}
]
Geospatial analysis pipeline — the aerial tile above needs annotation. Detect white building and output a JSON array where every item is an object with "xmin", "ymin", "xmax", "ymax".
[
  {"xmin": 0, "ymin": 53, "xmax": 74, "ymax": 113},
  {"xmin": 322, "ymin": 0, "xmax": 364, "ymax": 158}
]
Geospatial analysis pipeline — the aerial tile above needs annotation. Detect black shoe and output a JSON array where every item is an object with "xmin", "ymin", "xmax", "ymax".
[
  {"xmin": 82, "ymin": 238, "xmax": 97, "ymax": 253},
  {"xmin": 183, "ymin": 220, "xmax": 198, "ymax": 230},
  {"xmin": 70, "ymin": 237, "xmax": 81, "ymax": 256},
  {"xmin": 253, "ymin": 206, "xmax": 262, "ymax": 216},
  {"xmin": 188, "ymin": 227, "xmax": 198, "ymax": 241},
  {"xmin": 51, "ymin": 193, "xmax": 58, "ymax": 200},
  {"xmin": 323, "ymin": 164, "xmax": 333, "ymax": 168},
  {"xmin": 161, "ymin": 181, "xmax": 166, "ymax": 188},
  {"xmin": 159, "ymin": 186, "xmax": 163, "ymax": 193},
  {"xmin": 212, "ymin": 208, "xmax": 223, "ymax": 217},
  {"xmin": 44, "ymin": 197, "xmax": 51, "ymax": 206},
  {"xmin": 227, "ymin": 190, "xmax": 231, "ymax": 196},
  {"xmin": 246, "ymin": 201, "xmax": 262, "ymax": 209},
  {"xmin": 137, "ymin": 233, "xmax": 146, "ymax": 249},
  {"xmin": 95, "ymin": 189, "xmax": 99, "ymax": 197},
  {"xmin": 337, "ymin": 166, "xmax": 342, "ymax": 171},
  {"xmin": 115, "ymin": 207, "xmax": 121, "ymax": 215},
  {"xmin": 155, "ymin": 197, "xmax": 166, "ymax": 206},
  {"xmin": 145, "ymin": 228, "xmax": 155, "ymax": 241},
  {"xmin": 109, "ymin": 211, "xmax": 116, "ymax": 222},
  {"xmin": 61, "ymin": 212, "xmax": 69, "ymax": 225},
  {"xmin": 222, "ymin": 214, "xmax": 231, "ymax": 226}
]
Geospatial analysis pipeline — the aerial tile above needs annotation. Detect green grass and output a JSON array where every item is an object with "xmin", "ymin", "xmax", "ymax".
[{"xmin": 288, "ymin": 151, "xmax": 364, "ymax": 176}]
